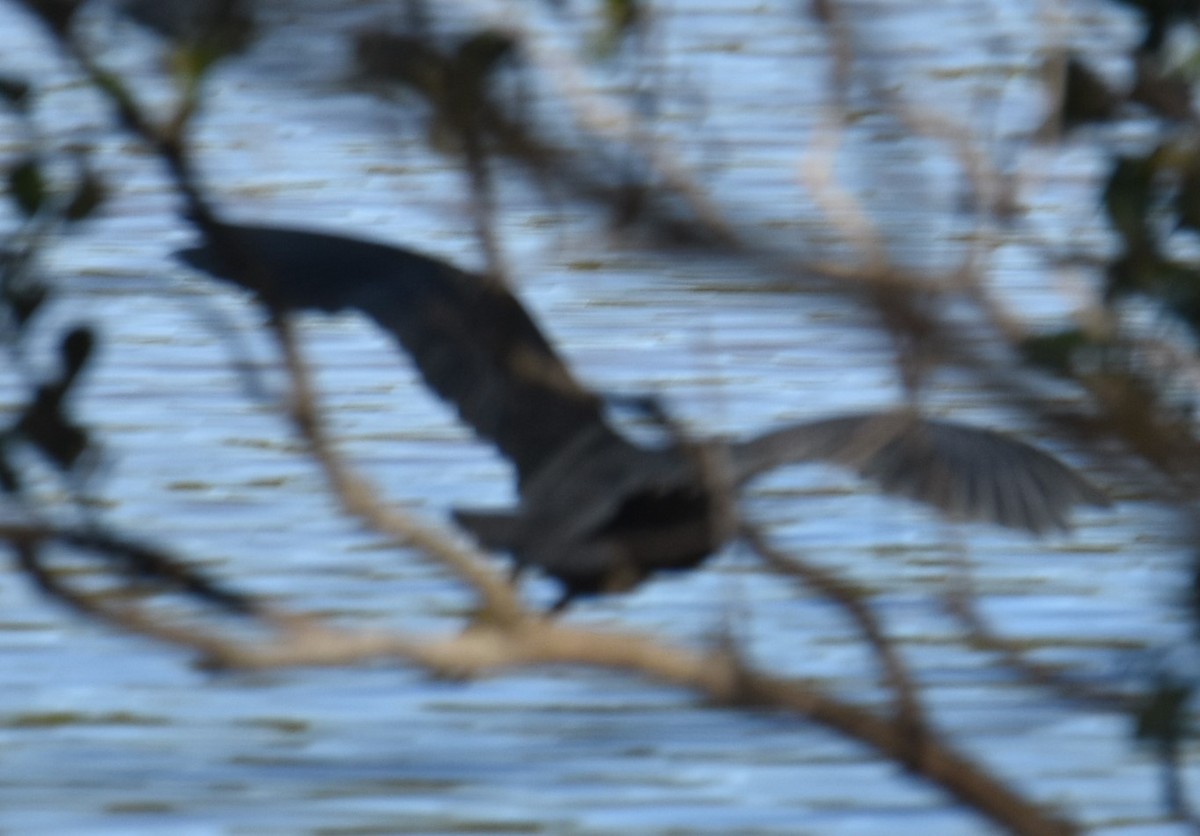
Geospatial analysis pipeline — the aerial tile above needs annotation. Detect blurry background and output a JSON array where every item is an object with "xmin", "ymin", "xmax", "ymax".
[{"xmin": 0, "ymin": 0, "xmax": 1196, "ymax": 832}]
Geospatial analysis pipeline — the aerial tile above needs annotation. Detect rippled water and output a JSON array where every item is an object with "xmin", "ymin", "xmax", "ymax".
[{"xmin": 0, "ymin": 0, "xmax": 1193, "ymax": 833}]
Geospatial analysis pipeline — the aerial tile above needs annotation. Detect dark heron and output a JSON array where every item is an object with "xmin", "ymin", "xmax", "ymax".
[{"xmin": 178, "ymin": 223, "xmax": 1109, "ymax": 609}]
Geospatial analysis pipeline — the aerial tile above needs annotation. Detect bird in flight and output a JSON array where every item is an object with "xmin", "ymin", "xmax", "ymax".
[{"xmin": 178, "ymin": 224, "xmax": 1109, "ymax": 609}]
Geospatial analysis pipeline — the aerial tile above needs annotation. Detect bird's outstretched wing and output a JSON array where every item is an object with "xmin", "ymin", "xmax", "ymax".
[
  {"xmin": 730, "ymin": 410, "xmax": 1109, "ymax": 534},
  {"xmin": 177, "ymin": 223, "xmax": 606, "ymax": 483}
]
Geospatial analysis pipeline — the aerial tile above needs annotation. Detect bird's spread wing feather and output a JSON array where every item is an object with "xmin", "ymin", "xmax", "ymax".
[
  {"xmin": 178, "ymin": 223, "xmax": 605, "ymax": 482},
  {"xmin": 731, "ymin": 410, "xmax": 1109, "ymax": 534}
]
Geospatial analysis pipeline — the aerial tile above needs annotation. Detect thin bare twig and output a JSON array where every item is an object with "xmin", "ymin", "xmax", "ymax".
[
  {"xmin": 269, "ymin": 314, "xmax": 527, "ymax": 625},
  {"xmin": 18, "ymin": 11, "xmax": 528, "ymax": 625},
  {"xmin": 6, "ymin": 512, "xmax": 1075, "ymax": 835},
  {"xmin": 740, "ymin": 523, "xmax": 928, "ymax": 756},
  {"xmin": 942, "ymin": 549, "xmax": 1135, "ymax": 711},
  {"xmin": 5, "ymin": 9, "xmax": 1100, "ymax": 833}
]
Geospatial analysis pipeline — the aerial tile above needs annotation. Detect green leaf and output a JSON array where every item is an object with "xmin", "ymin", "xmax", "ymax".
[
  {"xmin": 1019, "ymin": 329, "xmax": 1092, "ymax": 376},
  {"xmin": 5, "ymin": 279, "xmax": 48, "ymax": 328},
  {"xmin": 0, "ymin": 76, "xmax": 30, "ymax": 108},
  {"xmin": 1103, "ymin": 153, "xmax": 1159, "ymax": 250},
  {"xmin": 1174, "ymin": 151, "xmax": 1200, "ymax": 233},
  {"xmin": 23, "ymin": 0, "xmax": 83, "ymax": 36},
  {"xmin": 7, "ymin": 157, "xmax": 46, "ymax": 218},
  {"xmin": 64, "ymin": 169, "xmax": 106, "ymax": 222},
  {"xmin": 1135, "ymin": 679, "xmax": 1192, "ymax": 744},
  {"xmin": 0, "ymin": 443, "xmax": 22, "ymax": 494},
  {"xmin": 1060, "ymin": 55, "xmax": 1121, "ymax": 128}
]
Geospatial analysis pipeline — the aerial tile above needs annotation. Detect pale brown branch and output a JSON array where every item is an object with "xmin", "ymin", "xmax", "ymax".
[
  {"xmin": 17, "ymin": 22, "xmax": 522, "ymax": 624},
  {"xmin": 452, "ymin": 0, "xmax": 738, "ymax": 243},
  {"xmin": 740, "ymin": 523, "xmax": 927, "ymax": 749},
  {"xmin": 188, "ymin": 608, "xmax": 1076, "ymax": 835},
  {"xmin": 739, "ymin": 667, "xmax": 1077, "ymax": 836},
  {"xmin": 268, "ymin": 314, "xmax": 527, "ymax": 626},
  {"xmin": 16, "ymin": 542, "xmax": 1064, "ymax": 836},
  {"xmin": 799, "ymin": 109, "xmax": 891, "ymax": 275},
  {"xmin": 2, "ymin": 510, "xmax": 1076, "ymax": 834}
]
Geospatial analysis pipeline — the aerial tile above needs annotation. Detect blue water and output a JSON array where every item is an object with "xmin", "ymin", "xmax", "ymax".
[{"xmin": 0, "ymin": 0, "xmax": 1193, "ymax": 833}]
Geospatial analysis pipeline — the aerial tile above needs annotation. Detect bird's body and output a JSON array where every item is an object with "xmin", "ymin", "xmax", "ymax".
[{"xmin": 179, "ymin": 223, "xmax": 1109, "ymax": 607}]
